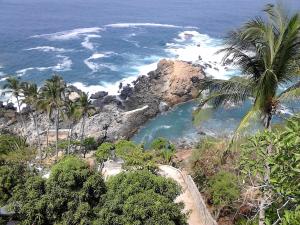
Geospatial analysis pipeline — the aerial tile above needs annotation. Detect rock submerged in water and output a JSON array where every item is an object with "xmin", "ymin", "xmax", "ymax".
[{"xmin": 1, "ymin": 59, "xmax": 206, "ymax": 144}]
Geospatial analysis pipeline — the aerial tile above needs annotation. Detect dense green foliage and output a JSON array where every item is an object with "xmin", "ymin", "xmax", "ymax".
[
  {"xmin": 189, "ymin": 116, "xmax": 300, "ymax": 223},
  {"xmin": 8, "ymin": 156, "xmax": 106, "ymax": 225},
  {"xmin": 0, "ymin": 156, "xmax": 187, "ymax": 225},
  {"xmin": 208, "ymin": 171, "xmax": 240, "ymax": 217},
  {"xmin": 0, "ymin": 134, "xmax": 35, "ymax": 163},
  {"xmin": 150, "ymin": 137, "xmax": 176, "ymax": 163},
  {"xmin": 240, "ymin": 117, "xmax": 300, "ymax": 223},
  {"xmin": 95, "ymin": 140, "xmax": 158, "ymax": 172},
  {"xmin": 0, "ymin": 164, "xmax": 36, "ymax": 206},
  {"xmin": 94, "ymin": 170, "xmax": 187, "ymax": 225}
]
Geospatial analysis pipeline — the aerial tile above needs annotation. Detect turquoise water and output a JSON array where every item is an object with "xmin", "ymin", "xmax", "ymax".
[
  {"xmin": 132, "ymin": 101, "xmax": 255, "ymax": 146},
  {"xmin": 0, "ymin": 0, "xmax": 299, "ymax": 145}
]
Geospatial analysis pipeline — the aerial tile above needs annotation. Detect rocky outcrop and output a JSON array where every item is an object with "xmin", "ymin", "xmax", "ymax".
[{"xmin": 0, "ymin": 59, "xmax": 205, "ymax": 143}]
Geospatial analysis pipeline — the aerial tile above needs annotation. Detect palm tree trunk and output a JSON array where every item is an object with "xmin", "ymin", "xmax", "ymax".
[
  {"xmin": 67, "ymin": 123, "xmax": 73, "ymax": 155},
  {"xmin": 79, "ymin": 114, "xmax": 86, "ymax": 157},
  {"xmin": 16, "ymin": 96, "xmax": 25, "ymax": 136},
  {"xmin": 55, "ymin": 109, "xmax": 59, "ymax": 160},
  {"xmin": 33, "ymin": 112, "xmax": 42, "ymax": 162},
  {"xmin": 259, "ymin": 113, "xmax": 273, "ymax": 225},
  {"xmin": 46, "ymin": 125, "xmax": 50, "ymax": 147}
]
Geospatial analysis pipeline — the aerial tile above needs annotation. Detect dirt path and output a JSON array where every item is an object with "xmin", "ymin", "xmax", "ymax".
[{"xmin": 159, "ymin": 165, "xmax": 207, "ymax": 225}]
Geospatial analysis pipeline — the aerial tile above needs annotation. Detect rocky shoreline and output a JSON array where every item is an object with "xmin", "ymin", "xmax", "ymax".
[{"xmin": 0, "ymin": 59, "xmax": 205, "ymax": 145}]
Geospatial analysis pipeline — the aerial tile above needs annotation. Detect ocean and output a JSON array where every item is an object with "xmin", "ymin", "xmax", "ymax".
[{"xmin": 0, "ymin": 0, "xmax": 299, "ymax": 144}]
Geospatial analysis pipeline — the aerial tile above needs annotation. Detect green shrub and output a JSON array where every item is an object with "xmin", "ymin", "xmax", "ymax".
[
  {"xmin": 95, "ymin": 142, "xmax": 114, "ymax": 163},
  {"xmin": 150, "ymin": 137, "xmax": 175, "ymax": 151},
  {"xmin": 95, "ymin": 170, "xmax": 187, "ymax": 225},
  {"xmin": 282, "ymin": 206, "xmax": 300, "ymax": 225},
  {"xmin": 115, "ymin": 140, "xmax": 141, "ymax": 157},
  {"xmin": 208, "ymin": 171, "xmax": 239, "ymax": 209},
  {"xmin": 150, "ymin": 138, "xmax": 176, "ymax": 163},
  {"xmin": 209, "ymin": 171, "xmax": 240, "ymax": 205},
  {"xmin": 0, "ymin": 134, "xmax": 34, "ymax": 163}
]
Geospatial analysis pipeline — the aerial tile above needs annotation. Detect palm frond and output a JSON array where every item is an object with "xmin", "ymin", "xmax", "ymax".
[
  {"xmin": 198, "ymin": 77, "xmax": 254, "ymax": 108},
  {"xmin": 277, "ymin": 81, "xmax": 300, "ymax": 101},
  {"xmin": 234, "ymin": 107, "xmax": 261, "ymax": 139}
]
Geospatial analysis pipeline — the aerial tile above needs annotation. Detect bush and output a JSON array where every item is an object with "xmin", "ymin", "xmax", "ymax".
[
  {"xmin": 9, "ymin": 156, "xmax": 107, "ymax": 225},
  {"xmin": 95, "ymin": 170, "xmax": 187, "ymax": 225},
  {"xmin": 150, "ymin": 138, "xmax": 176, "ymax": 163},
  {"xmin": 208, "ymin": 171, "xmax": 240, "ymax": 218},
  {"xmin": 0, "ymin": 134, "xmax": 35, "ymax": 164},
  {"xmin": 189, "ymin": 137, "xmax": 227, "ymax": 190},
  {"xmin": 0, "ymin": 163, "xmax": 37, "ymax": 205},
  {"xmin": 95, "ymin": 142, "xmax": 114, "ymax": 163}
]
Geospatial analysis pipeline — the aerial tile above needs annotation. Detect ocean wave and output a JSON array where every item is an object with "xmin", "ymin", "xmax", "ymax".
[
  {"xmin": 105, "ymin": 23, "xmax": 182, "ymax": 28},
  {"xmin": 84, "ymin": 52, "xmax": 116, "ymax": 72},
  {"xmin": 166, "ymin": 30, "xmax": 237, "ymax": 80},
  {"xmin": 133, "ymin": 62, "xmax": 158, "ymax": 75},
  {"xmin": 16, "ymin": 55, "xmax": 72, "ymax": 76},
  {"xmin": 52, "ymin": 55, "xmax": 73, "ymax": 71},
  {"xmin": 25, "ymin": 46, "xmax": 73, "ymax": 53},
  {"xmin": 81, "ymin": 34, "xmax": 101, "ymax": 50},
  {"xmin": 31, "ymin": 27, "xmax": 103, "ymax": 41},
  {"xmin": 71, "ymin": 71, "xmax": 143, "ymax": 96}
]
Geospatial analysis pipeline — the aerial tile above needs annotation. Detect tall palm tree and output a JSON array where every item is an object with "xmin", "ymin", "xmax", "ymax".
[
  {"xmin": 21, "ymin": 82, "xmax": 42, "ymax": 161},
  {"xmin": 196, "ymin": 4, "xmax": 300, "ymax": 224},
  {"xmin": 3, "ymin": 76, "xmax": 26, "ymax": 133},
  {"xmin": 64, "ymin": 100, "xmax": 80, "ymax": 155},
  {"xmin": 77, "ymin": 92, "xmax": 95, "ymax": 157},
  {"xmin": 39, "ymin": 75, "xmax": 66, "ymax": 160}
]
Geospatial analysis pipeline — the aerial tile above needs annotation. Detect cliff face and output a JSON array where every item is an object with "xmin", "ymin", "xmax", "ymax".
[
  {"xmin": 156, "ymin": 59, "xmax": 205, "ymax": 105},
  {"xmin": 0, "ymin": 59, "xmax": 205, "ymax": 144},
  {"xmin": 124, "ymin": 59, "xmax": 204, "ymax": 110}
]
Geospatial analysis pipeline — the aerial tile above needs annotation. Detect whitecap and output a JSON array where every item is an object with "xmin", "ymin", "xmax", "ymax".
[
  {"xmin": 105, "ymin": 23, "xmax": 182, "ymax": 28},
  {"xmin": 84, "ymin": 52, "xmax": 115, "ymax": 72},
  {"xmin": 31, "ymin": 27, "xmax": 103, "ymax": 41},
  {"xmin": 16, "ymin": 55, "xmax": 72, "ymax": 76},
  {"xmin": 16, "ymin": 67, "xmax": 36, "ymax": 76},
  {"xmin": 81, "ymin": 34, "xmax": 101, "ymax": 50},
  {"xmin": 52, "ymin": 55, "xmax": 73, "ymax": 71},
  {"xmin": 25, "ymin": 46, "xmax": 72, "ymax": 53},
  {"xmin": 0, "ymin": 76, "xmax": 8, "ymax": 82}
]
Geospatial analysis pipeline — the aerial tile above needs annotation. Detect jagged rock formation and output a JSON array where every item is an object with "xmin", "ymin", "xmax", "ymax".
[{"xmin": 0, "ymin": 59, "xmax": 205, "ymax": 143}]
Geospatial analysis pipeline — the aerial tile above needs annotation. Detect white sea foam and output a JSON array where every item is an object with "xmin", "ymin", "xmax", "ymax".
[
  {"xmin": 16, "ymin": 55, "xmax": 72, "ymax": 76},
  {"xmin": 105, "ymin": 23, "xmax": 182, "ymax": 28},
  {"xmin": 166, "ymin": 30, "xmax": 236, "ymax": 80},
  {"xmin": 52, "ymin": 55, "xmax": 73, "ymax": 71},
  {"xmin": 25, "ymin": 46, "xmax": 72, "ymax": 53},
  {"xmin": 134, "ymin": 62, "xmax": 158, "ymax": 75},
  {"xmin": 84, "ymin": 52, "xmax": 116, "ymax": 72},
  {"xmin": 32, "ymin": 27, "xmax": 103, "ymax": 41},
  {"xmin": 81, "ymin": 34, "xmax": 101, "ymax": 50},
  {"xmin": 0, "ymin": 76, "xmax": 7, "ymax": 82}
]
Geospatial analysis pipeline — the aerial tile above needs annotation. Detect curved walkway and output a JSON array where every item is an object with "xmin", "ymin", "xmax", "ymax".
[{"xmin": 159, "ymin": 165, "xmax": 217, "ymax": 225}]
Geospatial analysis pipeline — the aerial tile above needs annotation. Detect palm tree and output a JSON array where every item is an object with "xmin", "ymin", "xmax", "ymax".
[
  {"xmin": 39, "ymin": 75, "xmax": 66, "ymax": 160},
  {"xmin": 196, "ymin": 4, "xmax": 300, "ymax": 224},
  {"xmin": 3, "ymin": 76, "xmax": 26, "ymax": 133},
  {"xmin": 77, "ymin": 92, "xmax": 95, "ymax": 157},
  {"xmin": 64, "ymin": 100, "xmax": 80, "ymax": 155},
  {"xmin": 21, "ymin": 82, "xmax": 42, "ymax": 161}
]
